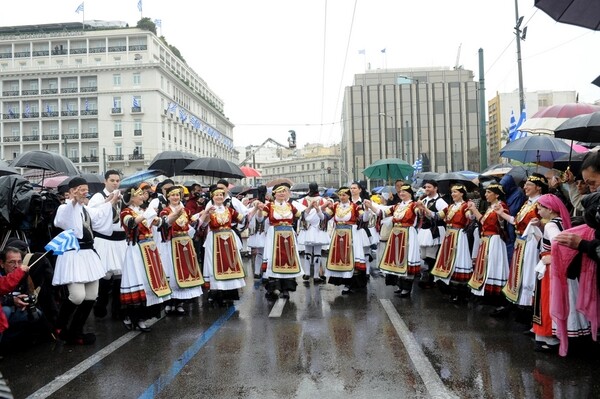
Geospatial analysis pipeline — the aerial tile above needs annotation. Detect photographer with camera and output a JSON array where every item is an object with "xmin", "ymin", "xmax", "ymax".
[{"xmin": 0, "ymin": 246, "xmax": 41, "ymax": 348}]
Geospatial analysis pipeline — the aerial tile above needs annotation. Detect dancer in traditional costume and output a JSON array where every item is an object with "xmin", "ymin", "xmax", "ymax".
[
  {"xmin": 248, "ymin": 186, "xmax": 268, "ymax": 279},
  {"xmin": 159, "ymin": 186, "xmax": 204, "ymax": 315},
  {"xmin": 88, "ymin": 169, "xmax": 126, "ymax": 320},
  {"xmin": 324, "ymin": 187, "xmax": 372, "ymax": 295},
  {"xmin": 371, "ymin": 184, "xmax": 420, "ymax": 297},
  {"xmin": 350, "ymin": 182, "xmax": 378, "ymax": 274},
  {"xmin": 53, "ymin": 177, "xmax": 121, "ymax": 344},
  {"xmin": 257, "ymin": 183, "xmax": 303, "ymax": 300},
  {"xmin": 495, "ymin": 173, "xmax": 546, "ymax": 310},
  {"xmin": 467, "ymin": 183, "xmax": 510, "ymax": 299},
  {"xmin": 120, "ymin": 185, "xmax": 171, "ymax": 332},
  {"xmin": 199, "ymin": 186, "xmax": 246, "ymax": 307},
  {"xmin": 419, "ymin": 184, "xmax": 473, "ymax": 302},
  {"xmin": 298, "ymin": 182, "xmax": 330, "ymax": 284}
]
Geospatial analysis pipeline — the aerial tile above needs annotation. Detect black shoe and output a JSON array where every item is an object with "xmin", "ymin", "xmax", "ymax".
[
  {"xmin": 394, "ymin": 288, "xmax": 402, "ymax": 294},
  {"xmin": 122, "ymin": 317, "xmax": 133, "ymax": 331},
  {"xmin": 280, "ymin": 291, "xmax": 290, "ymax": 299},
  {"xmin": 523, "ymin": 329, "xmax": 535, "ymax": 337},
  {"xmin": 399, "ymin": 290, "xmax": 411, "ymax": 298},
  {"xmin": 93, "ymin": 304, "xmax": 108, "ymax": 319},
  {"xmin": 341, "ymin": 289, "xmax": 354, "ymax": 295},
  {"xmin": 254, "ymin": 274, "xmax": 261, "ymax": 279},
  {"xmin": 134, "ymin": 320, "xmax": 151, "ymax": 332},
  {"xmin": 534, "ymin": 341, "xmax": 558, "ymax": 353},
  {"xmin": 490, "ymin": 306, "xmax": 510, "ymax": 318},
  {"xmin": 302, "ymin": 275, "xmax": 310, "ymax": 281}
]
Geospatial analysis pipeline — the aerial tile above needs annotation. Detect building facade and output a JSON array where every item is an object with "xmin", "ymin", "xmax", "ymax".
[
  {"xmin": 341, "ymin": 67, "xmax": 481, "ymax": 180},
  {"xmin": 0, "ymin": 21, "xmax": 235, "ymax": 176}
]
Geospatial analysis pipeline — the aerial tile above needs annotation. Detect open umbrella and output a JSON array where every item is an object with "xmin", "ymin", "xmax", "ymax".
[
  {"xmin": 554, "ymin": 111, "xmax": 600, "ymax": 142},
  {"xmin": 182, "ymin": 157, "xmax": 245, "ymax": 179},
  {"xmin": 0, "ymin": 160, "xmax": 18, "ymax": 177},
  {"xmin": 436, "ymin": 172, "xmax": 478, "ymax": 194},
  {"xmin": 552, "ymin": 151, "xmax": 589, "ymax": 176},
  {"xmin": 265, "ymin": 177, "xmax": 294, "ymax": 187},
  {"xmin": 40, "ymin": 175, "xmax": 69, "ymax": 189},
  {"xmin": 240, "ymin": 165, "xmax": 261, "ymax": 178},
  {"xmin": 362, "ymin": 158, "xmax": 414, "ymax": 181},
  {"xmin": 121, "ymin": 170, "xmax": 165, "ymax": 189},
  {"xmin": 147, "ymin": 150, "xmax": 197, "ymax": 177},
  {"xmin": 518, "ymin": 103, "xmax": 600, "ymax": 135},
  {"xmin": 499, "ymin": 135, "xmax": 572, "ymax": 163},
  {"xmin": 58, "ymin": 173, "xmax": 105, "ymax": 194},
  {"xmin": 11, "ymin": 150, "xmax": 79, "ymax": 175},
  {"xmin": 535, "ymin": 0, "xmax": 600, "ymax": 31},
  {"xmin": 480, "ymin": 162, "xmax": 514, "ymax": 177}
]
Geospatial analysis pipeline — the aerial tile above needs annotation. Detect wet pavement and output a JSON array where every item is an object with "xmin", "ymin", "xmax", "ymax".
[{"xmin": 3, "ymin": 261, "xmax": 600, "ymax": 399}]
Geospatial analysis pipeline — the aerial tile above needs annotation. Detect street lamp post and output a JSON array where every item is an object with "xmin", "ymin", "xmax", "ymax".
[{"xmin": 379, "ymin": 113, "xmax": 398, "ymax": 158}]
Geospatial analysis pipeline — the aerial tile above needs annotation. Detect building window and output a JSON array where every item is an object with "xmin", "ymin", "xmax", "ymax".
[
  {"xmin": 133, "ymin": 72, "xmax": 141, "ymax": 85},
  {"xmin": 113, "ymin": 74, "xmax": 121, "ymax": 86},
  {"xmin": 115, "ymin": 143, "xmax": 122, "ymax": 156}
]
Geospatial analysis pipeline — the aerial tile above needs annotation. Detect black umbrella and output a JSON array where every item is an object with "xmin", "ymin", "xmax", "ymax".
[
  {"xmin": 10, "ymin": 150, "xmax": 79, "ymax": 175},
  {"xmin": 436, "ymin": 172, "xmax": 478, "ymax": 194},
  {"xmin": 552, "ymin": 151, "xmax": 589, "ymax": 176},
  {"xmin": 535, "ymin": 0, "xmax": 600, "ymax": 31},
  {"xmin": 0, "ymin": 160, "xmax": 18, "ymax": 177},
  {"xmin": 554, "ymin": 111, "xmax": 600, "ymax": 142},
  {"xmin": 147, "ymin": 150, "xmax": 198, "ymax": 177},
  {"xmin": 58, "ymin": 173, "xmax": 105, "ymax": 194},
  {"xmin": 181, "ymin": 157, "xmax": 245, "ymax": 179}
]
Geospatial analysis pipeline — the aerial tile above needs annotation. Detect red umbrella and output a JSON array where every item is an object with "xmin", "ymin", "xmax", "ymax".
[
  {"xmin": 518, "ymin": 103, "xmax": 600, "ymax": 134},
  {"xmin": 240, "ymin": 165, "xmax": 261, "ymax": 178}
]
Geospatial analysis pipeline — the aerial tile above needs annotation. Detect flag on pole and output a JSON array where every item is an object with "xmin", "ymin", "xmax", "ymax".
[
  {"xmin": 75, "ymin": 2, "xmax": 84, "ymax": 13},
  {"xmin": 167, "ymin": 102, "xmax": 177, "ymax": 113},
  {"xmin": 137, "ymin": 0, "xmax": 142, "ymax": 12},
  {"xmin": 154, "ymin": 19, "xmax": 162, "ymax": 28},
  {"xmin": 412, "ymin": 158, "xmax": 423, "ymax": 174},
  {"xmin": 45, "ymin": 230, "xmax": 80, "ymax": 255},
  {"xmin": 133, "ymin": 97, "xmax": 140, "ymax": 108},
  {"xmin": 25, "ymin": 103, "xmax": 31, "ymax": 117},
  {"xmin": 46, "ymin": 103, "xmax": 51, "ymax": 113},
  {"xmin": 85, "ymin": 98, "xmax": 89, "ymax": 112},
  {"xmin": 179, "ymin": 108, "xmax": 188, "ymax": 123},
  {"xmin": 358, "ymin": 49, "xmax": 365, "ymax": 55},
  {"xmin": 381, "ymin": 48, "xmax": 386, "ymax": 53},
  {"xmin": 508, "ymin": 108, "xmax": 527, "ymax": 142}
]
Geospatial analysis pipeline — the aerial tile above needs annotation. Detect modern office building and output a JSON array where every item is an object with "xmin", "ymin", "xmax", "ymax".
[
  {"xmin": 340, "ymin": 67, "xmax": 481, "ymax": 180},
  {"xmin": 0, "ymin": 21, "xmax": 235, "ymax": 176},
  {"xmin": 487, "ymin": 90, "xmax": 577, "ymax": 165}
]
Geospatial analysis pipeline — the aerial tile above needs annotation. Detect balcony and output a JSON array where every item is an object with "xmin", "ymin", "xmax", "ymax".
[
  {"xmin": 131, "ymin": 106, "xmax": 142, "ymax": 113},
  {"xmin": 114, "ymin": 130, "xmax": 122, "ymax": 137},
  {"xmin": 89, "ymin": 47, "xmax": 106, "ymax": 53},
  {"xmin": 108, "ymin": 46, "xmax": 126, "ymax": 52},
  {"xmin": 81, "ymin": 132, "xmax": 99, "ymax": 139},
  {"xmin": 129, "ymin": 153, "xmax": 145, "ymax": 161},
  {"xmin": 32, "ymin": 50, "xmax": 49, "ymax": 57},
  {"xmin": 3, "ymin": 136, "xmax": 20, "ymax": 142},
  {"xmin": 134, "ymin": 129, "xmax": 142, "ymax": 136},
  {"xmin": 63, "ymin": 133, "xmax": 79, "ymax": 140},
  {"xmin": 41, "ymin": 88, "xmax": 58, "ymax": 94},
  {"xmin": 0, "ymin": 52, "xmax": 12, "ymax": 59},
  {"xmin": 70, "ymin": 48, "xmax": 87, "ymax": 54},
  {"xmin": 80, "ymin": 86, "xmax": 97, "ymax": 93},
  {"xmin": 129, "ymin": 45, "xmax": 147, "ymax": 51},
  {"xmin": 51, "ymin": 49, "xmax": 67, "ymax": 55},
  {"xmin": 21, "ymin": 90, "xmax": 38, "ymax": 95},
  {"xmin": 14, "ymin": 51, "xmax": 30, "ymax": 58},
  {"xmin": 42, "ymin": 134, "xmax": 59, "ymax": 140},
  {"xmin": 61, "ymin": 87, "xmax": 78, "ymax": 94},
  {"xmin": 41, "ymin": 111, "xmax": 59, "ymax": 117},
  {"xmin": 108, "ymin": 155, "xmax": 124, "ymax": 161},
  {"xmin": 81, "ymin": 155, "xmax": 99, "ymax": 163},
  {"xmin": 69, "ymin": 157, "xmax": 80, "ymax": 163},
  {"xmin": 22, "ymin": 135, "xmax": 39, "ymax": 141},
  {"xmin": 61, "ymin": 110, "xmax": 78, "ymax": 117},
  {"xmin": 2, "ymin": 91, "xmax": 19, "ymax": 96},
  {"xmin": 111, "ymin": 108, "xmax": 122, "ymax": 114},
  {"xmin": 80, "ymin": 110, "xmax": 98, "ymax": 116},
  {"xmin": 22, "ymin": 112, "xmax": 39, "ymax": 118}
]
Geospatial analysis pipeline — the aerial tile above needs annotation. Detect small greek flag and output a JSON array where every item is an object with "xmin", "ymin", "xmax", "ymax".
[
  {"xmin": 133, "ymin": 97, "xmax": 140, "ymax": 108},
  {"xmin": 137, "ymin": 0, "xmax": 142, "ymax": 12},
  {"xmin": 75, "ymin": 2, "xmax": 84, "ymax": 14},
  {"xmin": 45, "ymin": 230, "xmax": 80, "ymax": 255},
  {"xmin": 25, "ymin": 103, "xmax": 31, "ymax": 117},
  {"xmin": 46, "ymin": 103, "xmax": 51, "ymax": 113},
  {"xmin": 179, "ymin": 108, "xmax": 188, "ymax": 123},
  {"xmin": 85, "ymin": 98, "xmax": 89, "ymax": 112},
  {"xmin": 167, "ymin": 102, "xmax": 177, "ymax": 113},
  {"xmin": 508, "ymin": 108, "xmax": 527, "ymax": 142},
  {"xmin": 412, "ymin": 158, "xmax": 423, "ymax": 173}
]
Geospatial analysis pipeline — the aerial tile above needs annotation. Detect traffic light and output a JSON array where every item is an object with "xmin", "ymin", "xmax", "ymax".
[{"xmin": 288, "ymin": 130, "xmax": 296, "ymax": 148}]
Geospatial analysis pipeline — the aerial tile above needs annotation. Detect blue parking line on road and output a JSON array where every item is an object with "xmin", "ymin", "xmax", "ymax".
[{"xmin": 138, "ymin": 306, "xmax": 237, "ymax": 399}]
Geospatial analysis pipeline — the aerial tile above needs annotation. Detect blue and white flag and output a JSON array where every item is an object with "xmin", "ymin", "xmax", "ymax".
[
  {"xmin": 412, "ymin": 158, "xmax": 423, "ymax": 174},
  {"xmin": 167, "ymin": 102, "xmax": 177, "ymax": 113},
  {"xmin": 508, "ymin": 108, "xmax": 527, "ymax": 142},
  {"xmin": 154, "ymin": 19, "xmax": 162, "ymax": 28},
  {"xmin": 133, "ymin": 97, "xmax": 140, "ymax": 108},
  {"xmin": 25, "ymin": 103, "xmax": 31, "ymax": 117},
  {"xmin": 46, "ymin": 103, "xmax": 51, "ymax": 113},
  {"xmin": 75, "ymin": 2, "xmax": 84, "ymax": 14},
  {"xmin": 8, "ymin": 107, "xmax": 14, "ymax": 117},
  {"xmin": 84, "ymin": 98, "xmax": 89, "ymax": 112},
  {"xmin": 137, "ymin": 0, "xmax": 142, "ymax": 12},
  {"xmin": 179, "ymin": 108, "xmax": 188, "ymax": 123},
  {"xmin": 45, "ymin": 230, "xmax": 80, "ymax": 255}
]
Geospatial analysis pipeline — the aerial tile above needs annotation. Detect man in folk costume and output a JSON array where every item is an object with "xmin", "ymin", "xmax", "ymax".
[
  {"xmin": 467, "ymin": 183, "xmax": 510, "ymax": 300},
  {"xmin": 88, "ymin": 170, "xmax": 126, "ymax": 320},
  {"xmin": 53, "ymin": 177, "xmax": 121, "ymax": 345},
  {"xmin": 417, "ymin": 180, "xmax": 448, "ymax": 289},
  {"xmin": 371, "ymin": 184, "xmax": 421, "ymax": 297},
  {"xmin": 257, "ymin": 183, "xmax": 303, "ymax": 300},
  {"xmin": 248, "ymin": 185, "xmax": 269, "ymax": 280},
  {"xmin": 120, "ymin": 185, "xmax": 171, "ymax": 332},
  {"xmin": 494, "ymin": 173, "xmax": 546, "ymax": 316},
  {"xmin": 199, "ymin": 186, "xmax": 247, "ymax": 307},
  {"xmin": 323, "ymin": 187, "xmax": 373, "ymax": 295},
  {"xmin": 298, "ymin": 182, "xmax": 329, "ymax": 284},
  {"xmin": 159, "ymin": 186, "xmax": 203, "ymax": 314}
]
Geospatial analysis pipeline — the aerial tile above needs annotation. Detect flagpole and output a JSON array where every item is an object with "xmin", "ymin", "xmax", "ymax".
[{"xmin": 82, "ymin": 3, "xmax": 85, "ymax": 30}]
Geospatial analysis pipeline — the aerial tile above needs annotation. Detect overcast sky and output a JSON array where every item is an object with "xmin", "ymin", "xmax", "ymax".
[{"xmin": 3, "ymin": 0, "xmax": 599, "ymax": 148}]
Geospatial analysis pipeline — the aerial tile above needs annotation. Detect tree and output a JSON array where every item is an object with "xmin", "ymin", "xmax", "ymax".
[{"xmin": 136, "ymin": 17, "xmax": 157, "ymax": 35}]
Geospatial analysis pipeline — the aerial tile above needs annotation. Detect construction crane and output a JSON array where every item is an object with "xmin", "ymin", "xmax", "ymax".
[{"xmin": 454, "ymin": 43, "xmax": 462, "ymax": 70}]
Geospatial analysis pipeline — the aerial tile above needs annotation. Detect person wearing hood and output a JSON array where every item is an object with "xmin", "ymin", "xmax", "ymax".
[
  {"xmin": 297, "ymin": 182, "xmax": 329, "ymax": 284},
  {"xmin": 498, "ymin": 173, "xmax": 527, "ymax": 264}
]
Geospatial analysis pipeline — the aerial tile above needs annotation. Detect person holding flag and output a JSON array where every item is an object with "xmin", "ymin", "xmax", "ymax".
[{"xmin": 52, "ymin": 177, "xmax": 121, "ymax": 345}]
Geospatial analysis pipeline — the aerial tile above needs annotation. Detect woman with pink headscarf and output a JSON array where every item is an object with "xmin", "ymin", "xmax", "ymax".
[{"xmin": 531, "ymin": 194, "xmax": 574, "ymax": 352}]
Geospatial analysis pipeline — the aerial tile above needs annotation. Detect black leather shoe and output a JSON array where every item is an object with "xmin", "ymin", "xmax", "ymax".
[
  {"xmin": 134, "ymin": 320, "xmax": 151, "ymax": 332},
  {"xmin": 122, "ymin": 317, "xmax": 133, "ymax": 331},
  {"xmin": 490, "ymin": 306, "xmax": 510, "ymax": 318}
]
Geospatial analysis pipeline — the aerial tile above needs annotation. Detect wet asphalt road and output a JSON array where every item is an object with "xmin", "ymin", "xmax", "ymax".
[{"xmin": 3, "ymin": 259, "xmax": 600, "ymax": 399}]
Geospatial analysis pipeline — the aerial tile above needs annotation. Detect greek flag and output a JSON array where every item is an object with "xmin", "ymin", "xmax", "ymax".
[
  {"xmin": 412, "ymin": 158, "xmax": 423, "ymax": 173},
  {"xmin": 137, "ymin": 0, "xmax": 142, "ymax": 12},
  {"xmin": 85, "ymin": 98, "xmax": 89, "ymax": 112},
  {"xmin": 167, "ymin": 102, "xmax": 177, "ymax": 113},
  {"xmin": 25, "ymin": 103, "xmax": 31, "ymax": 117},
  {"xmin": 8, "ymin": 107, "xmax": 14, "ymax": 117},
  {"xmin": 75, "ymin": 2, "xmax": 84, "ymax": 14},
  {"xmin": 508, "ymin": 108, "xmax": 527, "ymax": 142},
  {"xmin": 46, "ymin": 104, "xmax": 51, "ymax": 113},
  {"xmin": 154, "ymin": 19, "xmax": 162, "ymax": 28},
  {"xmin": 179, "ymin": 108, "xmax": 188, "ymax": 123},
  {"xmin": 45, "ymin": 230, "xmax": 80, "ymax": 255},
  {"xmin": 133, "ymin": 97, "xmax": 140, "ymax": 108}
]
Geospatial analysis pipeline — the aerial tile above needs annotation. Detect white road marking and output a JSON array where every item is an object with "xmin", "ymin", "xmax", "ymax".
[
  {"xmin": 268, "ymin": 298, "xmax": 287, "ymax": 317},
  {"xmin": 380, "ymin": 299, "xmax": 459, "ymax": 399}
]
